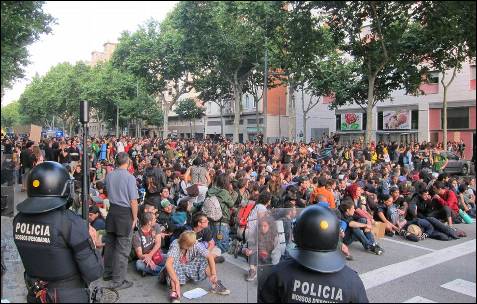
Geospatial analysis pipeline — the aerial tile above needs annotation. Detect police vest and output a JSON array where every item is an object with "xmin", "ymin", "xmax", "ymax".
[{"xmin": 13, "ymin": 208, "xmax": 82, "ymax": 282}]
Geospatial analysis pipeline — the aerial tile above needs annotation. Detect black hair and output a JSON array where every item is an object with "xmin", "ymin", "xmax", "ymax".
[
  {"xmin": 257, "ymin": 191, "xmax": 272, "ymax": 206},
  {"xmin": 192, "ymin": 212, "xmax": 207, "ymax": 228},
  {"xmin": 339, "ymin": 198, "xmax": 354, "ymax": 213},
  {"xmin": 433, "ymin": 180, "xmax": 446, "ymax": 190},
  {"xmin": 176, "ymin": 200, "xmax": 189, "ymax": 212}
]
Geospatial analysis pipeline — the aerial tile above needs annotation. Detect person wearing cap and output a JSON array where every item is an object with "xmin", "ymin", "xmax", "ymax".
[
  {"xmin": 258, "ymin": 205, "xmax": 368, "ymax": 303},
  {"xmin": 13, "ymin": 162, "xmax": 103, "ymax": 302}
]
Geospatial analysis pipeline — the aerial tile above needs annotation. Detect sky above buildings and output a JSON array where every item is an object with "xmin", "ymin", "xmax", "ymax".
[{"xmin": 2, "ymin": 1, "xmax": 178, "ymax": 106}]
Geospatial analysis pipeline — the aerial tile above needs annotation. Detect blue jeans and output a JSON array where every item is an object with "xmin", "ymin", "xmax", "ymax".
[
  {"xmin": 135, "ymin": 259, "xmax": 163, "ymax": 276},
  {"xmin": 210, "ymin": 223, "xmax": 230, "ymax": 253},
  {"xmin": 343, "ymin": 218, "xmax": 375, "ymax": 250}
]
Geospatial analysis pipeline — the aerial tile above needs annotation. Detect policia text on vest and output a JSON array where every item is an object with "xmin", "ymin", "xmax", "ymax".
[{"xmin": 14, "ymin": 223, "xmax": 51, "ymax": 243}]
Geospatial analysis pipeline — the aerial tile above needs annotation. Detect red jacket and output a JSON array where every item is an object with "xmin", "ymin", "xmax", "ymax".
[{"xmin": 435, "ymin": 190, "xmax": 459, "ymax": 213}]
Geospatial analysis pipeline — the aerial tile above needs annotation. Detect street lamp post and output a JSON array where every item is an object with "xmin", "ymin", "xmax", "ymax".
[
  {"xmin": 79, "ymin": 101, "xmax": 89, "ymax": 230},
  {"xmin": 263, "ymin": 47, "xmax": 268, "ymax": 143}
]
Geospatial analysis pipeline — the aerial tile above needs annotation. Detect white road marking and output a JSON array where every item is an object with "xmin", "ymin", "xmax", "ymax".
[
  {"xmin": 223, "ymin": 253, "xmax": 249, "ymax": 271},
  {"xmin": 441, "ymin": 279, "xmax": 476, "ymax": 298},
  {"xmin": 403, "ymin": 296, "xmax": 437, "ymax": 303},
  {"xmin": 361, "ymin": 239, "xmax": 476, "ymax": 290},
  {"xmin": 381, "ymin": 237, "xmax": 436, "ymax": 252}
]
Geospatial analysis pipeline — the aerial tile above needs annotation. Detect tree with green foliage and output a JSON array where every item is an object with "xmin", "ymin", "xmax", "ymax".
[
  {"xmin": 0, "ymin": 101, "xmax": 27, "ymax": 127},
  {"xmin": 174, "ymin": 98, "xmax": 205, "ymax": 138},
  {"xmin": 300, "ymin": 51, "xmax": 356, "ymax": 142},
  {"xmin": 1, "ymin": 1, "xmax": 55, "ymax": 100},
  {"xmin": 84, "ymin": 62, "xmax": 143, "ymax": 136},
  {"xmin": 194, "ymin": 71, "xmax": 233, "ymax": 137},
  {"xmin": 112, "ymin": 16, "xmax": 194, "ymax": 139},
  {"xmin": 415, "ymin": 1, "xmax": 476, "ymax": 149},
  {"xmin": 173, "ymin": 1, "xmax": 285, "ymax": 143},
  {"xmin": 269, "ymin": 1, "xmax": 325, "ymax": 141},
  {"xmin": 317, "ymin": 1, "xmax": 425, "ymax": 143}
]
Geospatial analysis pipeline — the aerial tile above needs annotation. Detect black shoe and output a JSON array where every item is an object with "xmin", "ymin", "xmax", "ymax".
[
  {"xmin": 110, "ymin": 280, "xmax": 133, "ymax": 291},
  {"xmin": 141, "ymin": 271, "xmax": 147, "ymax": 277},
  {"xmin": 385, "ymin": 231, "xmax": 395, "ymax": 237},
  {"xmin": 367, "ymin": 245, "xmax": 383, "ymax": 255}
]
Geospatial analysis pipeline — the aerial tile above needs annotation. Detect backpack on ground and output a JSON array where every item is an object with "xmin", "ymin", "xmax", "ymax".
[{"xmin": 202, "ymin": 195, "xmax": 223, "ymax": 222}]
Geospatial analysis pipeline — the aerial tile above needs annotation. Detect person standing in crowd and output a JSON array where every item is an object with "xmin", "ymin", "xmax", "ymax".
[
  {"xmin": 259, "ymin": 205, "xmax": 368, "ymax": 303},
  {"xmin": 20, "ymin": 141, "xmax": 34, "ymax": 192},
  {"xmin": 103, "ymin": 152, "xmax": 139, "ymax": 290},
  {"xmin": 13, "ymin": 162, "xmax": 103, "ymax": 302}
]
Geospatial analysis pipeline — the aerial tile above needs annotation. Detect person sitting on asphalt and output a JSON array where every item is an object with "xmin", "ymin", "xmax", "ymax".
[
  {"xmin": 192, "ymin": 212, "xmax": 225, "ymax": 264},
  {"xmin": 338, "ymin": 198, "xmax": 384, "ymax": 255},
  {"xmin": 132, "ymin": 212, "xmax": 166, "ymax": 276},
  {"xmin": 88, "ymin": 205, "xmax": 106, "ymax": 231},
  {"xmin": 165, "ymin": 231, "xmax": 230, "ymax": 303},
  {"xmin": 157, "ymin": 199, "xmax": 177, "ymax": 250},
  {"xmin": 373, "ymin": 194, "xmax": 406, "ymax": 236}
]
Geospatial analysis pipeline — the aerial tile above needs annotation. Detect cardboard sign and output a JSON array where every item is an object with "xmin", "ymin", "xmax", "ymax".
[
  {"xmin": 372, "ymin": 221, "xmax": 386, "ymax": 239},
  {"xmin": 29, "ymin": 124, "xmax": 42, "ymax": 144}
]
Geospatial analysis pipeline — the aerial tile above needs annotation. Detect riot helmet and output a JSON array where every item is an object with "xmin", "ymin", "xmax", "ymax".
[
  {"xmin": 17, "ymin": 161, "xmax": 74, "ymax": 214},
  {"xmin": 288, "ymin": 205, "xmax": 345, "ymax": 273}
]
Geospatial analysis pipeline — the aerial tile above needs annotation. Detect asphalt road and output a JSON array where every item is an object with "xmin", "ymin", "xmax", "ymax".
[{"xmin": 1, "ymin": 185, "xmax": 475, "ymax": 303}]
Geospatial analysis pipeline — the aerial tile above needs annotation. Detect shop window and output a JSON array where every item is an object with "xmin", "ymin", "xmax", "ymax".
[
  {"xmin": 336, "ymin": 114, "xmax": 341, "ymax": 131},
  {"xmin": 411, "ymin": 110, "xmax": 419, "ymax": 130},
  {"xmin": 442, "ymin": 107, "xmax": 469, "ymax": 129}
]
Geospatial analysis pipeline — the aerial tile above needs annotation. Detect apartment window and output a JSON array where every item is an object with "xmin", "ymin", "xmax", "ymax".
[
  {"xmin": 428, "ymin": 71, "xmax": 439, "ymax": 84},
  {"xmin": 247, "ymin": 118, "xmax": 264, "ymax": 124},
  {"xmin": 225, "ymin": 119, "xmax": 243, "ymax": 125},
  {"xmin": 442, "ymin": 107, "xmax": 469, "ymax": 129},
  {"xmin": 207, "ymin": 121, "xmax": 222, "ymax": 126}
]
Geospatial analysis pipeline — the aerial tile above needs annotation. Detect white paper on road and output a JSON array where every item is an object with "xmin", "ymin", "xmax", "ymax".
[{"xmin": 183, "ymin": 288, "xmax": 208, "ymax": 299}]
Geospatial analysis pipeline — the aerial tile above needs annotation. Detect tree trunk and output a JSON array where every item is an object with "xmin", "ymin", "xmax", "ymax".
[
  {"xmin": 288, "ymin": 81, "xmax": 297, "ymax": 142},
  {"xmin": 233, "ymin": 81, "xmax": 242, "ymax": 143},
  {"xmin": 442, "ymin": 85, "xmax": 448, "ymax": 150},
  {"xmin": 366, "ymin": 75, "xmax": 376, "ymax": 144},
  {"xmin": 303, "ymin": 112, "xmax": 308, "ymax": 144},
  {"xmin": 163, "ymin": 103, "xmax": 169, "ymax": 139},
  {"xmin": 255, "ymin": 97, "xmax": 260, "ymax": 132},
  {"xmin": 220, "ymin": 106, "xmax": 225, "ymax": 137},
  {"xmin": 190, "ymin": 120, "xmax": 193, "ymax": 138}
]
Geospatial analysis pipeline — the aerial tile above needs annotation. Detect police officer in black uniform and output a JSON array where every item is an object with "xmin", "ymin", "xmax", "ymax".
[
  {"xmin": 13, "ymin": 161, "xmax": 103, "ymax": 303},
  {"xmin": 258, "ymin": 205, "xmax": 368, "ymax": 303}
]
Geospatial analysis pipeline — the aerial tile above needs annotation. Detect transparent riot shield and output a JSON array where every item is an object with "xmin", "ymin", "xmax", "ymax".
[{"xmin": 254, "ymin": 208, "xmax": 303, "ymax": 300}]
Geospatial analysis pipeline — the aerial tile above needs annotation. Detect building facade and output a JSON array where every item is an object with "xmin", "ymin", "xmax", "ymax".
[
  {"xmin": 315, "ymin": 61, "xmax": 476, "ymax": 159},
  {"xmin": 204, "ymin": 84, "xmax": 288, "ymax": 142}
]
